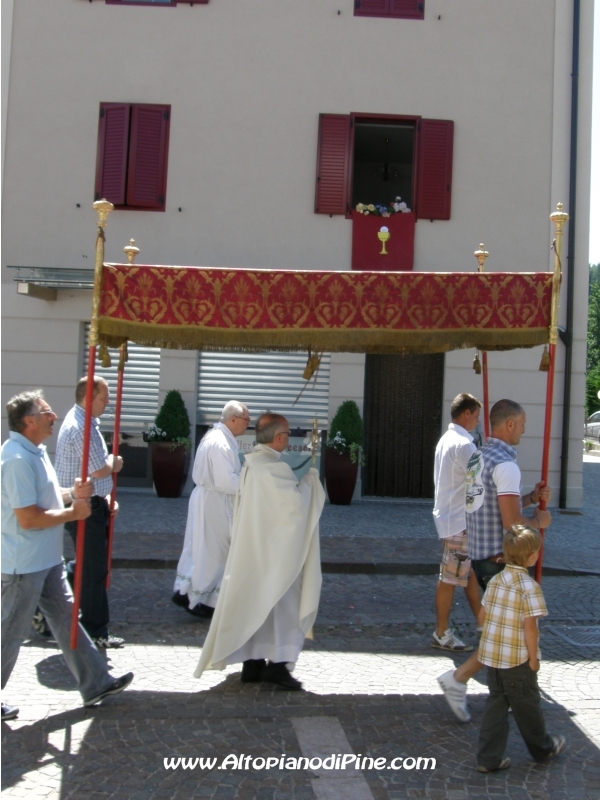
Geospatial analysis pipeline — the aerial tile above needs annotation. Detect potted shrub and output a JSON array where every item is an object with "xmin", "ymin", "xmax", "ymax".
[
  {"xmin": 325, "ymin": 400, "xmax": 364, "ymax": 505},
  {"xmin": 144, "ymin": 389, "xmax": 191, "ymax": 498}
]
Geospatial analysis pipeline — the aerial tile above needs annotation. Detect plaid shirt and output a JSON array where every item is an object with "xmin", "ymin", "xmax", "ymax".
[
  {"xmin": 55, "ymin": 405, "xmax": 112, "ymax": 498},
  {"xmin": 465, "ymin": 437, "xmax": 520, "ymax": 560},
  {"xmin": 479, "ymin": 565, "xmax": 547, "ymax": 669}
]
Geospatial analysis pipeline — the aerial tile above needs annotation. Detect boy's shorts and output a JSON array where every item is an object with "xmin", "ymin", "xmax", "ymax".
[{"xmin": 439, "ymin": 531, "xmax": 472, "ymax": 587}]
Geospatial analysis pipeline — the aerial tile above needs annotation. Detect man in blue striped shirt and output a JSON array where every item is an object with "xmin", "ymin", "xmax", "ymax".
[{"xmin": 55, "ymin": 377, "xmax": 124, "ymax": 648}]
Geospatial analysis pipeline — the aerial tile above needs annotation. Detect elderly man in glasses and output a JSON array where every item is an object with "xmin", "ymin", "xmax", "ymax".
[
  {"xmin": 194, "ymin": 412, "xmax": 325, "ymax": 690},
  {"xmin": 172, "ymin": 400, "xmax": 250, "ymax": 619},
  {"xmin": 1, "ymin": 390, "xmax": 133, "ymax": 721}
]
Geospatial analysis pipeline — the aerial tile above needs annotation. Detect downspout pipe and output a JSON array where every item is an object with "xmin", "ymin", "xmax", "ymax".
[{"xmin": 559, "ymin": 0, "xmax": 581, "ymax": 508}]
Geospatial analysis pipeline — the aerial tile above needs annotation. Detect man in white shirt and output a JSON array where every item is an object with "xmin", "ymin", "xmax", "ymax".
[
  {"xmin": 172, "ymin": 401, "xmax": 250, "ymax": 618},
  {"xmin": 431, "ymin": 393, "xmax": 482, "ymax": 652},
  {"xmin": 194, "ymin": 413, "xmax": 325, "ymax": 690}
]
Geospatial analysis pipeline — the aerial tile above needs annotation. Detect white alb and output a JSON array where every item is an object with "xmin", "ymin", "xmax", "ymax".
[{"xmin": 174, "ymin": 422, "xmax": 241, "ymax": 610}]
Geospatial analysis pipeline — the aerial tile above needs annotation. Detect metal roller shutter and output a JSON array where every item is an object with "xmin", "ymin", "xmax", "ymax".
[
  {"xmin": 197, "ymin": 351, "xmax": 331, "ymax": 428},
  {"xmin": 83, "ymin": 324, "xmax": 161, "ymax": 433}
]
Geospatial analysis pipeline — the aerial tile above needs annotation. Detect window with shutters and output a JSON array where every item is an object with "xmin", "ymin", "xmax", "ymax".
[
  {"xmin": 94, "ymin": 103, "xmax": 170, "ymax": 211},
  {"xmin": 314, "ymin": 113, "xmax": 453, "ymax": 221},
  {"xmin": 354, "ymin": 0, "xmax": 424, "ymax": 20}
]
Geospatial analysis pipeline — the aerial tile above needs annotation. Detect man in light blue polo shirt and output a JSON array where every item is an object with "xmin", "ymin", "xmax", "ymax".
[{"xmin": 1, "ymin": 390, "xmax": 133, "ymax": 721}]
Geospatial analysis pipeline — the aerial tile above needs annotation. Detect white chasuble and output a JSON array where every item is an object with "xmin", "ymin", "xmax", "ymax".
[
  {"xmin": 174, "ymin": 422, "xmax": 241, "ymax": 609},
  {"xmin": 194, "ymin": 444, "xmax": 325, "ymax": 676}
]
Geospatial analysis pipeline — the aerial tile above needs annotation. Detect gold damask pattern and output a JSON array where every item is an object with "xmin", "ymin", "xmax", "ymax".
[{"xmin": 97, "ymin": 265, "xmax": 553, "ymax": 354}]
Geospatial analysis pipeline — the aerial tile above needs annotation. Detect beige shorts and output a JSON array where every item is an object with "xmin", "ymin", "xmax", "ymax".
[{"xmin": 439, "ymin": 531, "xmax": 472, "ymax": 587}]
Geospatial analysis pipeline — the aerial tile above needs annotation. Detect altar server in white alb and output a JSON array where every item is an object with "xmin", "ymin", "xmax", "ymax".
[
  {"xmin": 194, "ymin": 413, "xmax": 325, "ymax": 690},
  {"xmin": 172, "ymin": 401, "xmax": 250, "ymax": 619}
]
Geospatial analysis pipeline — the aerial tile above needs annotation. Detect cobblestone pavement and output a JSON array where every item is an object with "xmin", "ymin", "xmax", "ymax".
[
  {"xmin": 3, "ymin": 461, "xmax": 599, "ymax": 798},
  {"xmin": 73, "ymin": 460, "xmax": 599, "ymax": 576},
  {"xmin": 2, "ymin": 569, "xmax": 599, "ymax": 799}
]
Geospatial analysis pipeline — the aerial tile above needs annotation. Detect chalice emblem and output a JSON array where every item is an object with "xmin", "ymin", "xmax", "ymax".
[{"xmin": 377, "ymin": 226, "xmax": 390, "ymax": 255}]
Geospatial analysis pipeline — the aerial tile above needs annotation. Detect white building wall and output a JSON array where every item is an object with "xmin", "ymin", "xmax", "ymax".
[{"xmin": 1, "ymin": 0, "xmax": 594, "ymax": 504}]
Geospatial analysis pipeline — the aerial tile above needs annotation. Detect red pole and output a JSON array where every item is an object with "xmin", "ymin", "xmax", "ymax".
[
  {"xmin": 481, "ymin": 351, "xmax": 490, "ymax": 441},
  {"xmin": 534, "ymin": 342, "xmax": 557, "ymax": 584},
  {"xmin": 474, "ymin": 245, "xmax": 491, "ymax": 440},
  {"xmin": 106, "ymin": 346, "xmax": 125, "ymax": 588},
  {"xmin": 70, "ymin": 346, "xmax": 96, "ymax": 649}
]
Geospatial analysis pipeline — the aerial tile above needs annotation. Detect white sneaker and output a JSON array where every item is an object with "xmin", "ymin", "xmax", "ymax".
[
  {"xmin": 437, "ymin": 669, "xmax": 471, "ymax": 722},
  {"xmin": 431, "ymin": 629, "xmax": 473, "ymax": 652}
]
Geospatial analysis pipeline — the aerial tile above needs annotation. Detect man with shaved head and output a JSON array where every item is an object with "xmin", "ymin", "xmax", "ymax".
[
  {"xmin": 194, "ymin": 412, "xmax": 325, "ymax": 690},
  {"xmin": 173, "ymin": 400, "xmax": 250, "ymax": 619}
]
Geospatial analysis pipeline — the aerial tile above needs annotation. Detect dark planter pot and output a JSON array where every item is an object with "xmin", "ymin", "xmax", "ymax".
[
  {"xmin": 325, "ymin": 448, "xmax": 359, "ymax": 505},
  {"xmin": 151, "ymin": 442, "xmax": 191, "ymax": 498}
]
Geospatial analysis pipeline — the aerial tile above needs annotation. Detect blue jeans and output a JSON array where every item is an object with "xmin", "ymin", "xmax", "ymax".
[{"xmin": 1, "ymin": 563, "xmax": 113, "ymax": 703}]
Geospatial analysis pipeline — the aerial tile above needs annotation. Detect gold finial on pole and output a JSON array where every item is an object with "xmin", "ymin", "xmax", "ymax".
[
  {"xmin": 93, "ymin": 198, "xmax": 114, "ymax": 229},
  {"xmin": 124, "ymin": 239, "xmax": 140, "ymax": 264},
  {"xmin": 89, "ymin": 199, "xmax": 114, "ymax": 348},
  {"xmin": 548, "ymin": 202, "xmax": 569, "ymax": 346},
  {"xmin": 118, "ymin": 341, "xmax": 128, "ymax": 371},
  {"xmin": 474, "ymin": 243, "xmax": 489, "ymax": 273},
  {"xmin": 311, "ymin": 417, "xmax": 319, "ymax": 468}
]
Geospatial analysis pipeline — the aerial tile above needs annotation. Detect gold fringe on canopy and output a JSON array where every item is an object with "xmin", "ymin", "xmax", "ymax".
[{"xmin": 97, "ymin": 316, "xmax": 548, "ymax": 355}]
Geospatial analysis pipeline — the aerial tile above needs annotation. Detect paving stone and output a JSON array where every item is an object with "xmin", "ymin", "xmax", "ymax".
[{"xmin": 2, "ymin": 466, "xmax": 599, "ymax": 798}]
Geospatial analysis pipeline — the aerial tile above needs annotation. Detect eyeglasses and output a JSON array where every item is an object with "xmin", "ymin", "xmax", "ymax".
[
  {"xmin": 235, "ymin": 416, "xmax": 251, "ymax": 423},
  {"xmin": 32, "ymin": 408, "xmax": 55, "ymax": 417}
]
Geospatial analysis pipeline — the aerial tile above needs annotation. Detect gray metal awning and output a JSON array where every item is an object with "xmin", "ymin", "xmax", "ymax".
[{"xmin": 8, "ymin": 266, "xmax": 94, "ymax": 297}]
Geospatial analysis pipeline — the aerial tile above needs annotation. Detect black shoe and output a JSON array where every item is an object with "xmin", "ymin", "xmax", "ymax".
[
  {"xmin": 241, "ymin": 659, "xmax": 266, "ymax": 683},
  {"xmin": 1, "ymin": 703, "xmax": 19, "ymax": 721},
  {"xmin": 84, "ymin": 672, "xmax": 134, "ymax": 707},
  {"xmin": 32, "ymin": 609, "xmax": 54, "ymax": 639},
  {"xmin": 186, "ymin": 603, "xmax": 214, "ymax": 619},
  {"xmin": 537, "ymin": 735, "xmax": 566, "ymax": 763},
  {"xmin": 261, "ymin": 662, "xmax": 303, "ymax": 690},
  {"xmin": 171, "ymin": 592, "xmax": 189, "ymax": 609}
]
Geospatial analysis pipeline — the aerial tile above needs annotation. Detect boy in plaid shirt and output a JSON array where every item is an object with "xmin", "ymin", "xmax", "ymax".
[{"xmin": 476, "ymin": 525, "xmax": 565, "ymax": 772}]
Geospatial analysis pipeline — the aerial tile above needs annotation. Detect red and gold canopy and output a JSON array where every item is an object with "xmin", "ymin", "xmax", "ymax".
[{"xmin": 97, "ymin": 264, "xmax": 553, "ymax": 354}]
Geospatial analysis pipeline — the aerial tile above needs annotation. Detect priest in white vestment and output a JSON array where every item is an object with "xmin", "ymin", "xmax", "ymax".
[
  {"xmin": 194, "ymin": 413, "xmax": 325, "ymax": 689},
  {"xmin": 172, "ymin": 401, "xmax": 250, "ymax": 618}
]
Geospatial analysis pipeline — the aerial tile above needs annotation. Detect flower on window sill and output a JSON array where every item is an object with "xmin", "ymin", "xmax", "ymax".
[{"xmin": 355, "ymin": 196, "xmax": 411, "ymax": 216}]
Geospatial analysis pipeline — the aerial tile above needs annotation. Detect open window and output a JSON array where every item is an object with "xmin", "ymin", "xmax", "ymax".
[{"xmin": 314, "ymin": 113, "xmax": 453, "ymax": 221}]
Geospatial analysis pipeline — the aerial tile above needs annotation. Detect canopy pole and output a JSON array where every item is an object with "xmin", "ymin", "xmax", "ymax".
[
  {"xmin": 535, "ymin": 203, "xmax": 568, "ymax": 584},
  {"xmin": 106, "ymin": 240, "xmax": 138, "ymax": 588},
  {"xmin": 474, "ymin": 244, "xmax": 490, "ymax": 439},
  {"xmin": 70, "ymin": 199, "xmax": 113, "ymax": 649},
  {"xmin": 106, "ymin": 342, "xmax": 126, "ymax": 589},
  {"xmin": 481, "ymin": 351, "xmax": 490, "ymax": 441}
]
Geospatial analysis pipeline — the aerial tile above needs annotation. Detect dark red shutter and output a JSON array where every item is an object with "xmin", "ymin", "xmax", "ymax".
[
  {"xmin": 126, "ymin": 104, "xmax": 170, "ymax": 210},
  {"xmin": 416, "ymin": 119, "xmax": 453, "ymax": 220},
  {"xmin": 354, "ymin": 0, "xmax": 423, "ymax": 17},
  {"xmin": 390, "ymin": 0, "xmax": 424, "ymax": 19},
  {"xmin": 314, "ymin": 114, "xmax": 351, "ymax": 215},
  {"xmin": 95, "ymin": 103, "xmax": 130, "ymax": 205},
  {"xmin": 354, "ymin": 0, "xmax": 390, "ymax": 17}
]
